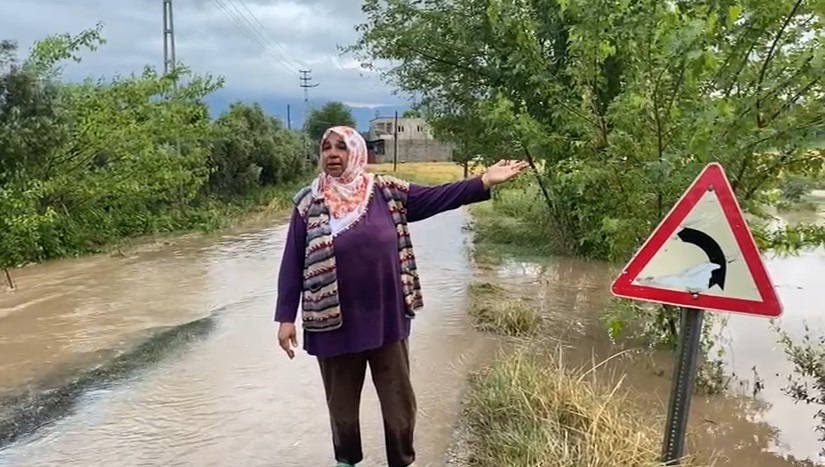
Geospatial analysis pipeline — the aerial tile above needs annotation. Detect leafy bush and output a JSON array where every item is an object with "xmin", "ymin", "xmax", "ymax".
[{"xmin": 0, "ymin": 25, "xmax": 310, "ymax": 274}]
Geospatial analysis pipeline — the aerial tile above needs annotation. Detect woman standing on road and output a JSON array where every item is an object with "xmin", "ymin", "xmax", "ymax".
[{"xmin": 274, "ymin": 125, "xmax": 527, "ymax": 467}]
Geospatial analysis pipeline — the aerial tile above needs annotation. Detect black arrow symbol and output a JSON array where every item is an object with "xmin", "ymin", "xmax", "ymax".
[{"xmin": 676, "ymin": 227, "xmax": 727, "ymax": 290}]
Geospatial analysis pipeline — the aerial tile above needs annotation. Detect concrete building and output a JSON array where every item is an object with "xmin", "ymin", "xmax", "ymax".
[{"xmin": 365, "ymin": 116, "xmax": 455, "ymax": 163}]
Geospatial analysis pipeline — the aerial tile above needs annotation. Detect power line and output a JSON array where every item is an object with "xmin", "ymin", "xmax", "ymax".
[
  {"xmin": 212, "ymin": 0, "xmax": 298, "ymax": 75},
  {"xmin": 168, "ymin": 0, "xmax": 321, "ymax": 142},
  {"xmin": 231, "ymin": 0, "xmax": 306, "ymax": 70},
  {"xmin": 222, "ymin": 0, "xmax": 304, "ymax": 70},
  {"xmin": 209, "ymin": 0, "xmax": 301, "ymax": 77}
]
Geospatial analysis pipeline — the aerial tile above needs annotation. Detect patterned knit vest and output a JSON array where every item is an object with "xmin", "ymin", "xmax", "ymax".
[{"xmin": 292, "ymin": 175, "xmax": 423, "ymax": 332}]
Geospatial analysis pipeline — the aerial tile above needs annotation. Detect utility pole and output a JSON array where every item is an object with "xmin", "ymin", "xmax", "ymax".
[
  {"xmin": 163, "ymin": 0, "xmax": 181, "ymax": 160},
  {"xmin": 393, "ymin": 111, "xmax": 399, "ymax": 171},
  {"xmin": 299, "ymin": 70, "xmax": 319, "ymax": 161},
  {"xmin": 299, "ymin": 70, "xmax": 318, "ymax": 104},
  {"xmin": 163, "ymin": 0, "xmax": 176, "ymax": 74},
  {"xmin": 287, "ymin": 104, "xmax": 291, "ymax": 130}
]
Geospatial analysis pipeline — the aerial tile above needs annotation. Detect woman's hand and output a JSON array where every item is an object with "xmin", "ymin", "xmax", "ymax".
[
  {"xmin": 277, "ymin": 322, "xmax": 298, "ymax": 359},
  {"xmin": 481, "ymin": 160, "xmax": 530, "ymax": 188}
]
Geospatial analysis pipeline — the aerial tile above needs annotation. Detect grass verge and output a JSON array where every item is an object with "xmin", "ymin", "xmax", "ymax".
[
  {"xmin": 0, "ymin": 179, "xmax": 313, "ymax": 282},
  {"xmin": 467, "ymin": 281, "xmax": 542, "ymax": 337},
  {"xmin": 218, "ymin": 179, "xmax": 311, "ymax": 226},
  {"xmin": 463, "ymin": 347, "xmax": 696, "ymax": 466},
  {"xmin": 108, "ymin": 161, "xmax": 467, "ymax": 259},
  {"xmin": 460, "ymin": 279, "xmax": 702, "ymax": 465},
  {"xmin": 101, "ymin": 179, "xmax": 310, "ymax": 255},
  {"xmin": 460, "ymin": 285, "xmax": 707, "ymax": 466},
  {"xmin": 776, "ymin": 198, "xmax": 820, "ymax": 212},
  {"xmin": 97, "ymin": 162, "xmax": 470, "ymax": 260}
]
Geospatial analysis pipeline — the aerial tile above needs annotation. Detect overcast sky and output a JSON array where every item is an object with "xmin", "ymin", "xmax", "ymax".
[{"xmin": 1, "ymin": 0, "xmax": 408, "ymax": 126}]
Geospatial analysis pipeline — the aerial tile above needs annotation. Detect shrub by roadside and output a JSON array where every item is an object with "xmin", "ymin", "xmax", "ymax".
[
  {"xmin": 468, "ymin": 185, "xmax": 564, "ymax": 257},
  {"xmin": 0, "ymin": 29, "xmax": 312, "ymax": 282}
]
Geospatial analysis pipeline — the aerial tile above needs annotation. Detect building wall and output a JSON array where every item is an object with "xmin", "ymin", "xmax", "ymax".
[
  {"xmin": 368, "ymin": 117, "xmax": 433, "ymax": 141},
  {"xmin": 368, "ymin": 116, "xmax": 454, "ymax": 163},
  {"xmin": 376, "ymin": 138, "xmax": 455, "ymax": 163}
]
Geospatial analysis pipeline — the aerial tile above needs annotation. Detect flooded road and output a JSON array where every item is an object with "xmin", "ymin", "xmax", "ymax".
[
  {"xmin": 2, "ymin": 193, "xmax": 823, "ymax": 467},
  {"xmin": 0, "ymin": 208, "xmax": 493, "ymax": 466}
]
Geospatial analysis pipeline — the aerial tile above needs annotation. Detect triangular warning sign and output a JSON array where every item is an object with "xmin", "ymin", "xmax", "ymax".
[{"xmin": 610, "ymin": 162, "xmax": 782, "ymax": 318}]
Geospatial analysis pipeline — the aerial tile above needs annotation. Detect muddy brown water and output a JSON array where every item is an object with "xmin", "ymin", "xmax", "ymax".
[
  {"xmin": 0, "ymin": 208, "xmax": 495, "ymax": 466},
  {"xmin": 1, "ymin": 199, "xmax": 824, "ymax": 466},
  {"xmin": 482, "ymin": 203, "xmax": 825, "ymax": 466}
]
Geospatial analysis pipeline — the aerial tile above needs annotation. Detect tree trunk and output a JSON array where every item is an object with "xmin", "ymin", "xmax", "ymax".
[{"xmin": 4, "ymin": 267, "xmax": 15, "ymax": 290}]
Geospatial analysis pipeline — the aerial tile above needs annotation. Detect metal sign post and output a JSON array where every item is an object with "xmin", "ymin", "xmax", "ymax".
[{"xmin": 660, "ymin": 307, "xmax": 704, "ymax": 464}]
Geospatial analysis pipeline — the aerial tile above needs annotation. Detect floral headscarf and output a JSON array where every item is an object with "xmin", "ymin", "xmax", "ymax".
[{"xmin": 311, "ymin": 126, "xmax": 375, "ymax": 235}]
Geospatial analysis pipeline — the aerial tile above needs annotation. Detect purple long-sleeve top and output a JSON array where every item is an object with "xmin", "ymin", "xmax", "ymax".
[{"xmin": 274, "ymin": 176, "xmax": 491, "ymax": 358}]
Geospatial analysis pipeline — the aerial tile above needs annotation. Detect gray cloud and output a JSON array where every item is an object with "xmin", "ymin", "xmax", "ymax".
[{"xmin": 1, "ymin": 0, "xmax": 403, "ymax": 108}]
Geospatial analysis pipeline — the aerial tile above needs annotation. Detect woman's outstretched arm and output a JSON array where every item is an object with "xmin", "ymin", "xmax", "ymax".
[{"xmin": 406, "ymin": 176, "xmax": 491, "ymax": 222}]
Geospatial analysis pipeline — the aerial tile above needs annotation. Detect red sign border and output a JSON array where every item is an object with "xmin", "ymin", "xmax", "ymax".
[{"xmin": 610, "ymin": 162, "xmax": 782, "ymax": 318}]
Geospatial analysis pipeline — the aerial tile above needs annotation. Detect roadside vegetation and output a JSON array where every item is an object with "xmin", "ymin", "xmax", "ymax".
[
  {"xmin": 345, "ymin": 0, "xmax": 824, "ymax": 462},
  {"xmin": 467, "ymin": 281, "xmax": 541, "ymax": 337},
  {"xmin": 775, "ymin": 175, "xmax": 821, "ymax": 212},
  {"xmin": 462, "ymin": 279, "xmax": 684, "ymax": 465},
  {"xmin": 348, "ymin": 0, "xmax": 825, "ymax": 332},
  {"xmin": 463, "ymin": 348, "xmax": 700, "ymax": 467},
  {"xmin": 0, "ymin": 26, "xmax": 359, "ymax": 288}
]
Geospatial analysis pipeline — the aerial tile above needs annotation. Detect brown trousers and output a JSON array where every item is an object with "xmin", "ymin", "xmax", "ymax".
[{"xmin": 317, "ymin": 339, "xmax": 416, "ymax": 467}]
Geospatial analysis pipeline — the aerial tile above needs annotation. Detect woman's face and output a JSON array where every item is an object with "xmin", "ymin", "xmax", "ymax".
[{"xmin": 321, "ymin": 132, "xmax": 349, "ymax": 177}]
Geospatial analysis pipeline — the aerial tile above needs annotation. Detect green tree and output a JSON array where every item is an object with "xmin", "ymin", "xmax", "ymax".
[
  {"xmin": 346, "ymin": 0, "xmax": 825, "ymax": 347},
  {"xmin": 347, "ymin": 0, "xmax": 824, "ymax": 257},
  {"xmin": 209, "ymin": 102, "xmax": 306, "ymax": 195},
  {"xmin": 0, "ymin": 24, "xmax": 311, "ymax": 288},
  {"xmin": 304, "ymin": 101, "xmax": 357, "ymax": 142},
  {"xmin": 0, "ymin": 27, "xmax": 108, "ymax": 282},
  {"xmin": 44, "ymin": 64, "xmax": 222, "ymax": 248},
  {"xmin": 346, "ymin": 0, "xmax": 825, "ymax": 260}
]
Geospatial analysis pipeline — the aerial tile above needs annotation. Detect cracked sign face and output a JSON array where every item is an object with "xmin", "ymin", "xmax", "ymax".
[{"xmin": 610, "ymin": 163, "xmax": 782, "ymax": 318}]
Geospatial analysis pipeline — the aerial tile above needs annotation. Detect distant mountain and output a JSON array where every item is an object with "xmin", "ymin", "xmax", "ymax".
[{"xmin": 204, "ymin": 90, "xmax": 411, "ymax": 132}]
